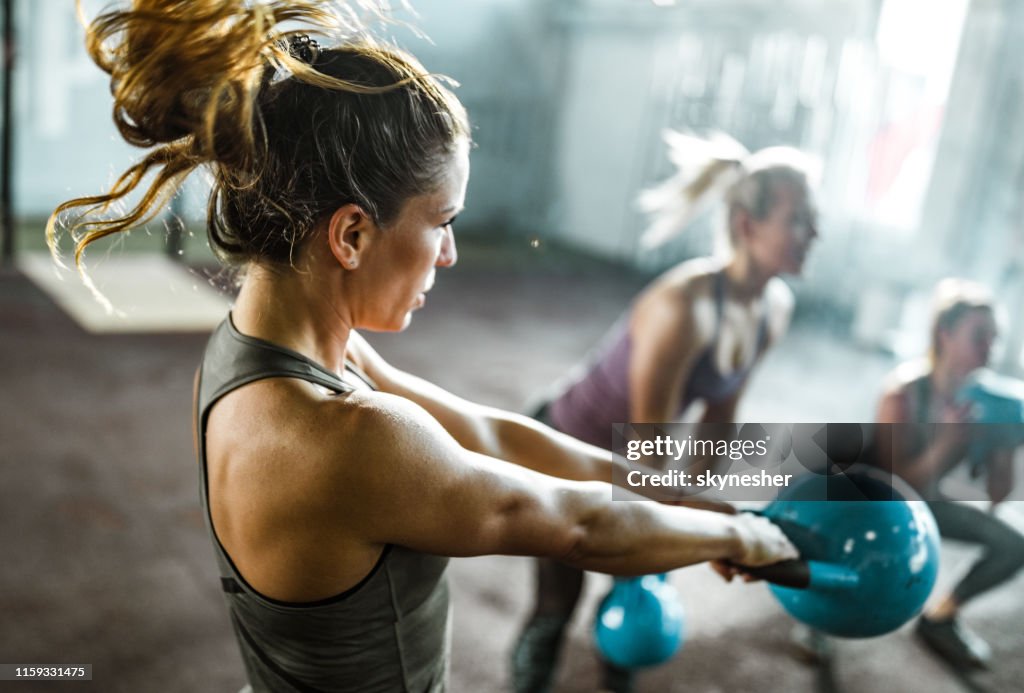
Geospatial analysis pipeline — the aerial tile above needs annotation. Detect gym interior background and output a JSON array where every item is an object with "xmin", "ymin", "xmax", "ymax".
[{"xmin": 2, "ymin": 0, "xmax": 1023, "ymax": 691}]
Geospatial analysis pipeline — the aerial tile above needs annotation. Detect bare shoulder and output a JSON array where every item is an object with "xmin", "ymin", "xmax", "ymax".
[
  {"xmin": 876, "ymin": 360, "xmax": 929, "ymax": 422},
  {"xmin": 206, "ymin": 376, "xmax": 435, "ymax": 494},
  {"xmin": 627, "ymin": 260, "xmax": 723, "ymax": 374},
  {"xmin": 319, "ymin": 388, "xmax": 451, "ymax": 468},
  {"xmin": 208, "ymin": 379, "xmax": 454, "ymax": 531},
  {"xmin": 882, "ymin": 359, "xmax": 930, "ymax": 396},
  {"xmin": 206, "ymin": 377, "xmax": 371, "ymax": 494},
  {"xmin": 654, "ymin": 257, "xmax": 721, "ymax": 297},
  {"xmin": 204, "ymin": 381, "xmax": 444, "ymax": 600},
  {"xmin": 638, "ymin": 258, "xmax": 719, "ymax": 322}
]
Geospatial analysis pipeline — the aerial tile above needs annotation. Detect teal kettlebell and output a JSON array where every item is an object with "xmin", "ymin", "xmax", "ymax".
[
  {"xmin": 745, "ymin": 466, "xmax": 940, "ymax": 638},
  {"xmin": 593, "ymin": 573, "xmax": 685, "ymax": 668},
  {"xmin": 957, "ymin": 370, "xmax": 1024, "ymax": 474}
]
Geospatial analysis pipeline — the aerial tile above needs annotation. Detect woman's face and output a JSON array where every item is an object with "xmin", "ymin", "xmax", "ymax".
[
  {"xmin": 356, "ymin": 141, "xmax": 469, "ymax": 332},
  {"xmin": 941, "ymin": 307, "xmax": 998, "ymax": 373},
  {"xmin": 745, "ymin": 181, "xmax": 818, "ymax": 276}
]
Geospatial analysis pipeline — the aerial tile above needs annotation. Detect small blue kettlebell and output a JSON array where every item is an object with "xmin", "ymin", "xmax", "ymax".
[{"xmin": 593, "ymin": 573, "xmax": 685, "ymax": 668}]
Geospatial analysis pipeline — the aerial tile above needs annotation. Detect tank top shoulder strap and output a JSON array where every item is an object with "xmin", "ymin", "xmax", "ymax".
[
  {"xmin": 198, "ymin": 316, "xmax": 353, "ymax": 417},
  {"xmin": 710, "ymin": 269, "xmax": 727, "ymax": 343},
  {"xmin": 708, "ymin": 268, "xmax": 770, "ymax": 350},
  {"xmin": 754, "ymin": 296, "xmax": 772, "ymax": 351},
  {"xmin": 914, "ymin": 375, "xmax": 932, "ymax": 425}
]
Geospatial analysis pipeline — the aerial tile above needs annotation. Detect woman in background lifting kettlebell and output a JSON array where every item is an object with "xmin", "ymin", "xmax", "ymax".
[
  {"xmin": 513, "ymin": 131, "xmax": 820, "ymax": 693},
  {"xmin": 876, "ymin": 278, "xmax": 1024, "ymax": 670}
]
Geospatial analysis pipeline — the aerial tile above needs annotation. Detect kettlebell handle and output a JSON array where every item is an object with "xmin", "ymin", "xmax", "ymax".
[
  {"xmin": 740, "ymin": 559, "xmax": 860, "ymax": 591},
  {"xmin": 740, "ymin": 560, "xmax": 810, "ymax": 588}
]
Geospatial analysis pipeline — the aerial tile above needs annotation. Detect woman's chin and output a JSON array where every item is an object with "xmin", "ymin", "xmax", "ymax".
[
  {"xmin": 361, "ymin": 313, "xmax": 415, "ymax": 333},
  {"xmin": 786, "ymin": 257, "xmax": 808, "ymax": 276},
  {"xmin": 388, "ymin": 314, "xmax": 414, "ymax": 332}
]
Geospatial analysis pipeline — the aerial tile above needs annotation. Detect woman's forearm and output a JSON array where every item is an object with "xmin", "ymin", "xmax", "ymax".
[{"xmin": 551, "ymin": 484, "xmax": 790, "ymax": 575}]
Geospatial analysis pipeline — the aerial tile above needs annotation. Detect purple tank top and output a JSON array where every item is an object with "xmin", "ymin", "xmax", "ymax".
[{"xmin": 547, "ymin": 271, "xmax": 768, "ymax": 449}]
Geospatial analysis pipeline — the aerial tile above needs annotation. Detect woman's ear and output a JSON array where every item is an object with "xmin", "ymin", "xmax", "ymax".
[{"xmin": 326, "ymin": 204, "xmax": 375, "ymax": 270}]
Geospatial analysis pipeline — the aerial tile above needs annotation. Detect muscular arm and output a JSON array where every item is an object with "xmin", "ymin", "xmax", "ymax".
[
  {"xmin": 332, "ymin": 392, "xmax": 793, "ymax": 574},
  {"xmin": 346, "ymin": 331, "xmax": 689, "ymax": 500},
  {"xmin": 628, "ymin": 281, "xmax": 705, "ymax": 425}
]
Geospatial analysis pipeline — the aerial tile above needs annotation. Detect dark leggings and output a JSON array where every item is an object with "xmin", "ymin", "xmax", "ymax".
[
  {"xmin": 512, "ymin": 401, "xmax": 634, "ymax": 692},
  {"xmin": 512, "ymin": 559, "xmax": 635, "ymax": 693},
  {"xmin": 927, "ymin": 500, "xmax": 1024, "ymax": 605}
]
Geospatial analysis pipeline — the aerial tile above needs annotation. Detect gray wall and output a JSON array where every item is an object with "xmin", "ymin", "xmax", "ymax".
[
  {"xmin": 15, "ymin": 0, "xmax": 560, "ymax": 241},
  {"xmin": 13, "ymin": 0, "xmax": 1024, "ymax": 371},
  {"xmin": 390, "ymin": 0, "xmax": 561, "ymax": 240},
  {"xmin": 15, "ymin": 0, "xmax": 141, "ymax": 217}
]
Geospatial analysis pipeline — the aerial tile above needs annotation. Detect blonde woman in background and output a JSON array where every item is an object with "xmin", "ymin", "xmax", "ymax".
[{"xmin": 512, "ymin": 132, "xmax": 820, "ymax": 693}]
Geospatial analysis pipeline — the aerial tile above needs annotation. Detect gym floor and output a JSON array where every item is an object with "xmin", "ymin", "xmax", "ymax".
[{"xmin": 2, "ymin": 239, "xmax": 1022, "ymax": 693}]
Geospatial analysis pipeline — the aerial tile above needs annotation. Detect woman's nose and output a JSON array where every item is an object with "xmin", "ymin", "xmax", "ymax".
[{"xmin": 437, "ymin": 226, "xmax": 457, "ymax": 267}]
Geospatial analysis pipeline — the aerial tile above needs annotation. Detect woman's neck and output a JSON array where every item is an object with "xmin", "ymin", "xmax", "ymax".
[
  {"xmin": 232, "ymin": 262, "xmax": 353, "ymax": 374},
  {"xmin": 723, "ymin": 253, "xmax": 771, "ymax": 303},
  {"xmin": 929, "ymin": 359, "xmax": 972, "ymax": 401}
]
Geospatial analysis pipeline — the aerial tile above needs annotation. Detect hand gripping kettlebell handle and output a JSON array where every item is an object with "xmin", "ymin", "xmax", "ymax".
[
  {"xmin": 738, "ymin": 557, "xmax": 860, "ymax": 591},
  {"xmin": 735, "ymin": 512, "xmax": 861, "ymax": 591}
]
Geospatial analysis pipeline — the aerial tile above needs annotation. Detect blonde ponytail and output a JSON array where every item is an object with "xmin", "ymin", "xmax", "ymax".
[{"xmin": 636, "ymin": 130, "xmax": 748, "ymax": 249}]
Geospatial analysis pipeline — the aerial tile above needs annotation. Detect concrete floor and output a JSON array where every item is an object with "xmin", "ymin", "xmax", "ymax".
[{"xmin": 2, "ymin": 240, "xmax": 1022, "ymax": 692}]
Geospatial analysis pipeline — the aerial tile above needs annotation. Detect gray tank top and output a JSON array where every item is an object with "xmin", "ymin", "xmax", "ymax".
[{"xmin": 195, "ymin": 317, "xmax": 451, "ymax": 692}]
